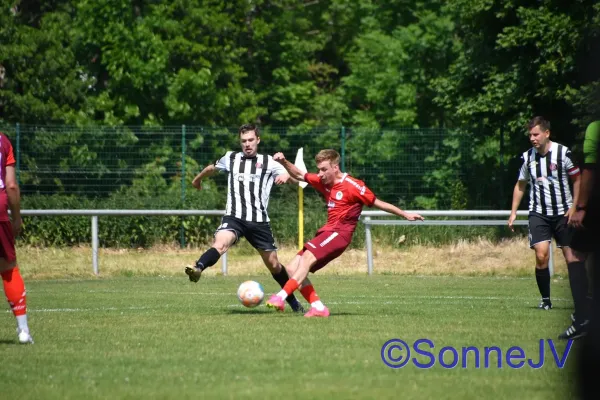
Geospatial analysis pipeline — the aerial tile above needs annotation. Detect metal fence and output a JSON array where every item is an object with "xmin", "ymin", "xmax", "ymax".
[
  {"xmin": 1, "ymin": 123, "xmax": 513, "ymax": 210},
  {"xmin": 21, "ymin": 209, "xmax": 546, "ymax": 276}
]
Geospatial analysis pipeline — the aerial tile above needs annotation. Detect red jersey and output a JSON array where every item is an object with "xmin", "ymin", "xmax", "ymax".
[
  {"xmin": 305, "ymin": 172, "xmax": 376, "ymax": 233},
  {"xmin": 0, "ymin": 134, "xmax": 16, "ymax": 222}
]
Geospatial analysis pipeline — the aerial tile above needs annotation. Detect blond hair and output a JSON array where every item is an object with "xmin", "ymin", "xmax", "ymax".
[{"xmin": 315, "ymin": 149, "xmax": 340, "ymax": 166}]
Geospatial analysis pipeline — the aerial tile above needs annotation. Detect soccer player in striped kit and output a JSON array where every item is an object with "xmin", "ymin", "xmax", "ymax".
[
  {"xmin": 508, "ymin": 116, "xmax": 586, "ymax": 318},
  {"xmin": 185, "ymin": 124, "xmax": 305, "ymax": 313}
]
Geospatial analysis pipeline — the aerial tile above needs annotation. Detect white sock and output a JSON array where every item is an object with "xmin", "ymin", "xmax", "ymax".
[
  {"xmin": 276, "ymin": 290, "xmax": 288, "ymax": 300},
  {"xmin": 311, "ymin": 300, "xmax": 325, "ymax": 311},
  {"xmin": 16, "ymin": 315, "xmax": 29, "ymax": 332}
]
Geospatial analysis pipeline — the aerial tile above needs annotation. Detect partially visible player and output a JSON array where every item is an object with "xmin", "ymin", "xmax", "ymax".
[
  {"xmin": 0, "ymin": 132, "xmax": 33, "ymax": 344},
  {"xmin": 564, "ymin": 120, "xmax": 600, "ymax": 340},
  {"xmin": 508, "ymin": 116, "xmax": 583, "ymax": 312},
  {"xmin": 264, "ymin": 149, "xmax": 424, "ymax": 317}
]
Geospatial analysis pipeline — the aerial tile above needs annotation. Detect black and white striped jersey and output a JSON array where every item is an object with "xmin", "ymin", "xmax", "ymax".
[
  {"xmin": 518, "ymin": 142, "xmax": 580, "ymax": 216},
  {"xmin": 214, "ymin": 152, "xmax": 287, "ymax": 222}
]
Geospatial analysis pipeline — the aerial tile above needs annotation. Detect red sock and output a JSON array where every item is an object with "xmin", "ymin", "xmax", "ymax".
[
  {"xmin": 282, "ymin": 279, "xmax": 300, "ymax": 296},
  {"xmin": 299, "ymin": 284, "xmax": 320, "ymax": 303},
  {"xmin": 1, "ymin": 266, "xmax": 27, "ymax": 317}
]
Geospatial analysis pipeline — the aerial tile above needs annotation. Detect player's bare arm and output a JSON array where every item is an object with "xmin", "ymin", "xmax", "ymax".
[
  {"xmin": 191, "ymin": 164, "xmax": 217, "ymax": 190},
  {"xmin": 567, "ymin": 174, "xmax": 581, "ymax": 221},
  {"xmin": 372, "ymin": 199, "xmax": 424, "ymax": 221},
  {"xmin": 272, "ymin": 152, "xmax": 306, "ymax": 182},
  {"xmin": 569, "ymin": 169, "xmax": 594, "ymax": 228},
  {"xmin": 274, "ymin": 173, "xmax": 294, "ymax": 185},
  {"xmin": 508, "ymin": 180, "xmax": 527, "ymax": 231},
  {"xmin": 5, "ymin": 165, "xmax": 21, "ymax": 237}
]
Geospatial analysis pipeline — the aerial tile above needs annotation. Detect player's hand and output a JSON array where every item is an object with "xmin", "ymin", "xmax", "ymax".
[
  {"xmin": 273, "ymin": 152, "xmax": 286, "ymax": 162},
  {"xmin": 11, "ymin": 217, "xmax": 22, "ymax": 237},
  {"xmin": 404, "ymin": 212, "xmax": 424, "ymax": 221},
  {"xmin": 508, "ymin": 213, "xmax": 516, "ymax": 232},
  {"xmin": 192, "ymin": 178, "xmax": 202, "ymax": 190},
  {"xmin": 274, "ymin": 174, "xmax": 289, "ymax": 185},
  {"xmin": 568, "ymin": 209, "xmax": 586, "ymax": 229}
]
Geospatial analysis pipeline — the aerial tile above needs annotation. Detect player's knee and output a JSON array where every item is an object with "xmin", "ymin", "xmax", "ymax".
[{"xmin": 535, "ymin": 253, "xmax": 549, "ymax": 266}]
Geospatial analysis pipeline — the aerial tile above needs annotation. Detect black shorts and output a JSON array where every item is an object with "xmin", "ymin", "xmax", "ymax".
[
  {"xmin": 571, "ymin": 213, "xmax": 600, "ymax": 253},
  {"xmin": 214, "ymin": 216, "xmax": 278, "ymax": 251},
  {"xmin": 528, "ymin": 212, "xmax": 572, "ymax": 248}
]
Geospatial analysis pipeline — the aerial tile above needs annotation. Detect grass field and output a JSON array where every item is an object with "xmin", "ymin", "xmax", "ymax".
[{"xmin": 0, "ymin": 270, "xmax": 582, "ymax": 399}]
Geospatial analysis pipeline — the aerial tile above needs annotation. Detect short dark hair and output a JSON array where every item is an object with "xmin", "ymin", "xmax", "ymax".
[
  {"xmin": 527, "ymin": 116, "xmax": 551, "ymax": 132},
  {"xmin": 239, "ymin": 124, "xmax": 259, "ymax": 137}
]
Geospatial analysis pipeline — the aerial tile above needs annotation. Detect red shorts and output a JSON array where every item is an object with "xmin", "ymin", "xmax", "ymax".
[
  {"xmin": 0, "ymin": 220, "xmax": 16, "ymax": 262},
  {"xmin": 298, "ymin": 230, "xmax": 353, "ymax": 273}
]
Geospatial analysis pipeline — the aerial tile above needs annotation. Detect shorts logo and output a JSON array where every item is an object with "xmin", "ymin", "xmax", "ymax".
[
  {"xmin": 219, "ymin": 223, "xmax": 228, "ymax": 229},
  {"xmin": 307, "ymin": 242, "xmax": 317, "ymax": 249},
  {"xmin": 336, "ymin": 191, "xmax": 343, "ymax": 200},
  {"xmin": 549, "ymin": 163, "xmax": 557, "ymax": 171},
  {"xmin": 319, "ymin": 232, "xmax": 339, "ymax": 247}
]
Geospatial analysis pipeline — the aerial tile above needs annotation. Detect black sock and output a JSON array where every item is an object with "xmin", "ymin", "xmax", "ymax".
[
  {"xmin": 568, "ymin": 261, "xmax": 589, "ymax": 324},
  {"xmin": 196, "ymin": 247, "xmax": 221, "ymax": 271},
  {"xmin": 272, "ymin": 266, "xmax": 301, "ymax": 306},
  {"xmin": 535, "ymin": 267, "xmax": 551, "ymax": 301}
]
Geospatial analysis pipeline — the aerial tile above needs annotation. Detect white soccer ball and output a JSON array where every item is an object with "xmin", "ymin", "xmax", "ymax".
[{"xmin": 237, "ymin": 280, "xmax": 265, "ymax": 308}]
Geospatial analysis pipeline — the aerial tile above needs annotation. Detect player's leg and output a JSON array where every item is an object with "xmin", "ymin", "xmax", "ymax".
[
  {"xmin": 266, "ymin": 250, "xmax": 319, "ymax": 312},
  {"xmin": 266, "ymin": 231, "xmax": 351, "ymax": 316},
  {"xmin": 0, "ymin": 220, "xmax": 32, "ymax": 344},
  {"xmin": 245, "ymin": 221, "xmax": 305, "ymax": 313},
  {"xmin": 185, "ymin": 219, "xmax": 239, "ymax": 282},
  {"xmin": 558, "ymin": 217, "xmax": 590, "ymax": 339},
  {"xmin": 529, "ymin": 214, "xmax": 553, "ymax": 309},
  {"xmin": 257, "ymin": 249, "xmax": 305, "ymax": 313}
]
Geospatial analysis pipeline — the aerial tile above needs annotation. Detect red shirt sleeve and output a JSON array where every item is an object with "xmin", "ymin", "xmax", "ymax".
[
  {"xmin": 350, "ymin": 181, "xmax": 376, "ymax": 207},
  {"xmin": 1, "ymin": 135, "xmax": 15, "ymax": 165},
  {"xmin": 304, "ymin": 173, "xmax": 328, "ymax": 197}
]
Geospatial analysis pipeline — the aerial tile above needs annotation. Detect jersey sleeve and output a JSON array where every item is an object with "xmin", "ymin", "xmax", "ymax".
[
  {"xmin": 583, "ymin": 121, "xmax": 600, "ymax": 167},
  {"xmin": 564, "ymin": 148, "xmax": 580, "ymax": 177},
  {"xmin": 4, "ymin": 137, "xmax": 15, "ymax": 165},
  {"xmin": 350, "ymin": 182, "xmax": 376, "ymax": 207},
  {"xmin": 214, "ymin": 152, "xmax": 231, "ymax": 173},
  {"xmin": 304, "ymin": 173, "xmax": 327, "ymax": 196},
  {"xmin": 271, "ymin": 158, "xmax": 287, "ymax": 178},
  {"xmin": 517, "ymin": 153, "xmax": 530, "ymax": 181}
]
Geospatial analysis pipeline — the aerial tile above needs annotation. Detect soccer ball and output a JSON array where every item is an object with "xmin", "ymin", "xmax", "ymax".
[{"xmin": 237, "ymin": 280, "xmax": 265, "ymax": 308}]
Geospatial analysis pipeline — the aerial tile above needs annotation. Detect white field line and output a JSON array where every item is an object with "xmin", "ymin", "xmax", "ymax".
[{"xmin": 4, "ymin": 294, "xmax": 572, "ymax": 314}]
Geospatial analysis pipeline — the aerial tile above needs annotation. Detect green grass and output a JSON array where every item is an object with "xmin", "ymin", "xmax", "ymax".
[{"xmin": 1, "ymin": 275, "xmax": 581, "ymax": 399}]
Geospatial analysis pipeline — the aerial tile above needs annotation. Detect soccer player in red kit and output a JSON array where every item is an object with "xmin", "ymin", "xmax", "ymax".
[
  {"xmin": 265, "ymin": 149, "xmax": 424, "ymax": 317},
  {"xmin": 0, "ymin": 132, "xmax": 33, "ymax": 343}
]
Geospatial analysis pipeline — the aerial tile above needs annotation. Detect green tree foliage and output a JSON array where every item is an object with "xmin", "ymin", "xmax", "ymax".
[{"xmin": 1, "ymin": 0, "xmax": 599, "ymax": 221}]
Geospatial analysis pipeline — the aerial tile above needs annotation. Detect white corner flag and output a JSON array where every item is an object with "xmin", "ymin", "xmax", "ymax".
[{"xmin": 294, "ymin": 148, "xmax": 308, "ymax": 188}]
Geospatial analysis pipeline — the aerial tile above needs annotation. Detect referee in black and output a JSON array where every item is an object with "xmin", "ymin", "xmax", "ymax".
[{"xmin": 508, "ymin": 116, "xmax": 585, "ymax": 319}]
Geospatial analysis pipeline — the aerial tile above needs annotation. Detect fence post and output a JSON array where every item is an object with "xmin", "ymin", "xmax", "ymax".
[
  {"xmin": 549, "ymin": 242, "xmax": 554, "ymax": 276},
  {"xmin": 365, "ymin": 217, "xmax": 373, "ymax": 275},
  {"xmin": 180, "ymin": 125, "xmax": 186, "ymax": 248},
  {"xmin": 15, "ymin": 123, "xmax": 20, "ymax": 185},
  {"xmin": 92, "ymin": 216, "xmax": 99, "ymax": 275},
  {"xmin": 340, "ymin": 125, "xmax": 346, "ymax": 172}
]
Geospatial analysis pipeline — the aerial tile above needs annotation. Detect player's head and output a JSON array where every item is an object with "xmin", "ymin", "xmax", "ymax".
[
  {"xmin": 238, "ymin": 124, "xmax": 260, "ymax": 157},
  {"xmin": 315, "ymin": 149, "xmax": 341, "ymax": 185},
  {"xmin": 527, "ymin": 116, "xmax": 551, "ymax": 149}
]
